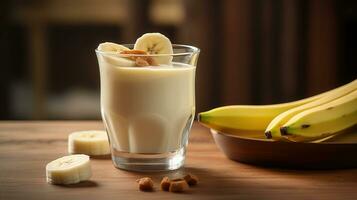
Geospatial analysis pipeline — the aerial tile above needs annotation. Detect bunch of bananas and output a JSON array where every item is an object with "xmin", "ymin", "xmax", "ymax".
[{"xmin": 198, "ymin": 79, "xmax": 357, "ymax": 142}]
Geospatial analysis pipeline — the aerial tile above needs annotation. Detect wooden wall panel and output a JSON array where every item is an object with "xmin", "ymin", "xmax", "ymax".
[
  {"xmin": 221, "ymin": 0, "xmax": 252, "ymax": 105},
  {"xmin": 280, "ymin": 0, "xmax": 300, "ymax": 102},
  {"xmin": 260, "ymin": 0, "xmax": 275, "ymax": 104},
  {"xmin": 307, "ymin": 0, "xmax": 338, "ymax": 95},
  {"xmin": 179, "ymin": 0, "xmax": 218, "ymax": 112}
]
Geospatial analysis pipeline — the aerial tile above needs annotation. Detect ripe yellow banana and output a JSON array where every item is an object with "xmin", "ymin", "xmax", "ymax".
[
  {"xmin": 265, "ymin": 79, "xmax": 357, "ymax": 139},
  {"xmin": 198, "ymin": 80, "xmax": 356, "ymax": 133},
  {"xmin": 280, "ymin": 89, "xmax": 357, "ymax": 141},
  {"xmin": 198, "ymin": 96, "xmax": 323, "ymax": 132}
]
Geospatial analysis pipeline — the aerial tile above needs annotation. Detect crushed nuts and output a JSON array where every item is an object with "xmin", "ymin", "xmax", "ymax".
[
  {"xmin": 184, "ymin": 174, "xmax": 199, "ymax": 186},
  {"xmin": 120, "ymin": 49, "xmax": 147, "ymax": 60},
  {"xmin": 169, "ymin": 179, "xmax": 189, "ymax": 193},
  {"xmin": 136, "ymin": 177, "xmax": 154, "ymax": 191},
  {"xmin": 120, "ymin": 49, "xmax": 158, "ymax": 67},
  {"xmin": 160, "ymin": 177, "xmax": 171, "ymax": 191},
  {"xmin": 145, "ymin": 56, "xmax": 158, "ymax": 66},
  {"xmin": 171, "ymin": 178, "xmax": 184, "ymax": 182},
  {"xmin": 138, "ymin": 174, "xmax": 198, "ymax": 193},
  {"xmin": 135, "ymin": 57, "xmax": 150, "ymax": 67}
]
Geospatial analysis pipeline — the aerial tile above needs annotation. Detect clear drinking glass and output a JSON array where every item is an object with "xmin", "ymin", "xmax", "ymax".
[{"xmin": 96, "ymin": 44, "xmax": 199, "ymax": 171}]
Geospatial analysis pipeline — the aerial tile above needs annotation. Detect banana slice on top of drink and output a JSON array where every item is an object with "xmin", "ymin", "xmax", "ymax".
[
  {"xmin": 134, "ymin": 33, "xmax": 173, "ymax": 65},
  {"xmin": 97, "ymin": 33, "xmax": 173, "ymax": 67}
]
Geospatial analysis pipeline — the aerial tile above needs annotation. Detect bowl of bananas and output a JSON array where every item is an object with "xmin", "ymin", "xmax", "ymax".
[{"xmin": 198, "ymin": 79, "xmax": 357, "ymax": 169}]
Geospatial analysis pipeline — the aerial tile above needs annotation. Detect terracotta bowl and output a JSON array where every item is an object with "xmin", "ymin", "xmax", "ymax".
[{"xmin": 211, "ymin": 129, "xmax": 357, "ymax": 169}]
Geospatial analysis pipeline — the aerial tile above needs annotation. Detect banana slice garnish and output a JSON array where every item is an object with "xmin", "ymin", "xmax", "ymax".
[
  {"xmin": 97, "ymin": 42, "xmax": 136, "ymax": 67},
  {"xmin": 98, "ymin": 33, "xmax": 174, "ymax": 66},
  {"xmin": 68, "ymin": 130, "xmax": 110, "ymax": 156},
  {"xmin": 46, "ymin": 154, "xmax": 92, "ymax": 185},
  {"xmin": 98, "ymin": 42, "xmax": 130, "ymax": 52},
  {"xmin": 134, "ymin": 33, "xmax": 174, "ymax": 65}
]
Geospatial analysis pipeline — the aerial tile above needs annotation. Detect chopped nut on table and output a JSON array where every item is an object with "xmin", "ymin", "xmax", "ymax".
[
  {"xmin": 136, "ymin": 177, "xmax": 154, "ymax": 191},
  {"xmin": 169, "ymin": 179, "xmax": 189, "ymax": 193},
  {"xmin": 160, "ymin": 177, "xmax": 171, "ymax": 191},
  {"xmin": 138, "ymin": 174, "xmax": 199, "ymax": 193},
  {"xmin": 184, "ymin": 173, "xmax": 199, "ymax": 186},
  {"xmin": 171, "ymin": 178, "xmax": 184, "ymax": 182}
]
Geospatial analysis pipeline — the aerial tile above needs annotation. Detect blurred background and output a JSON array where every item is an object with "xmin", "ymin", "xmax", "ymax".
[{"xmin": 1, "ymin": 0, "xmax": 356, "ymax": 120}]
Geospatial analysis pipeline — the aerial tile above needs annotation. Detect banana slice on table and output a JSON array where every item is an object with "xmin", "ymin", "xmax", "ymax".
[
  {"xmin": 46, "ymin": 154, "xmax": 92, "ymax": 185},
  {"xmin": 97, "ymin": 42, "xmax": 135, "ymax": 67},
  {"xmin": 134, "ymin": 33, "xmax": 174, "ymax": 65},
  {"xmin": 68, "ymin": 130, "xmax": 110, "ymax": 156}
]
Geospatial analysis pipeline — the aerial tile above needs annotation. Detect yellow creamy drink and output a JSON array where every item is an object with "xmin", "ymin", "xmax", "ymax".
[
  {"xmin": 96, "ymin": 33, "xmax": 199, "ymax": 171},
  {"xmin": 99, "ymin": 61, "xmax": 195, "ymax": 154}
]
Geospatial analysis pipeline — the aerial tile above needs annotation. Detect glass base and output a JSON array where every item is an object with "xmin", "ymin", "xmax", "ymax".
[{"xmin": 111, "ymin": 147, "xmax": 186, "ymax": 172}]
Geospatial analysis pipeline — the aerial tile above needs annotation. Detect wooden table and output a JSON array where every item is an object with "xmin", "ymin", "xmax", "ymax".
[{"xmin": 1, "ymin": 121, "xmax": 357, "ymax": 200}]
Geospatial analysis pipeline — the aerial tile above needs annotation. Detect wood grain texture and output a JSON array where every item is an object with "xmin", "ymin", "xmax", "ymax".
[{"xmin": 1, "ymin": 121, "xmax": 357, "ymax": 200}]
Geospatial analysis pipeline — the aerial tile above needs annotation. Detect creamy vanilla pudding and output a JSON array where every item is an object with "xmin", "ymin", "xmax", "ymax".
[{"xmin": 98, "ymin": 59, "xmax": 195, "ymax": 154}]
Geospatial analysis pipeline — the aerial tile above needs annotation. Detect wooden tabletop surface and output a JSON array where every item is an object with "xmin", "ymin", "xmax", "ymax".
[{"xmin": 1, "ymin": 121, "xmax": 357, "ymax": 200}]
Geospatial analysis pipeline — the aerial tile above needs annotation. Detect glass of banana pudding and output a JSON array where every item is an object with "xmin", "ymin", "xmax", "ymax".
[{"xmin": 95, "ymin": 33, "xmax": 199, "ymax": 171}]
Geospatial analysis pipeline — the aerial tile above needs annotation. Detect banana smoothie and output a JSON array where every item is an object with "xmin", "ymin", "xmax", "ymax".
[
  {"xmin": 96, "ymin": 33, "xmax": 199, "ymax": 171},
  {"xmin": 99, "ymin": 63, "xmax": 195, "ymax": 153}
]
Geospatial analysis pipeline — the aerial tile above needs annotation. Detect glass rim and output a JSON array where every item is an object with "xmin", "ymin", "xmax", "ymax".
[{"xmin": 95, "ymin": 44, "xmax": 200, "ymax": 57}]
